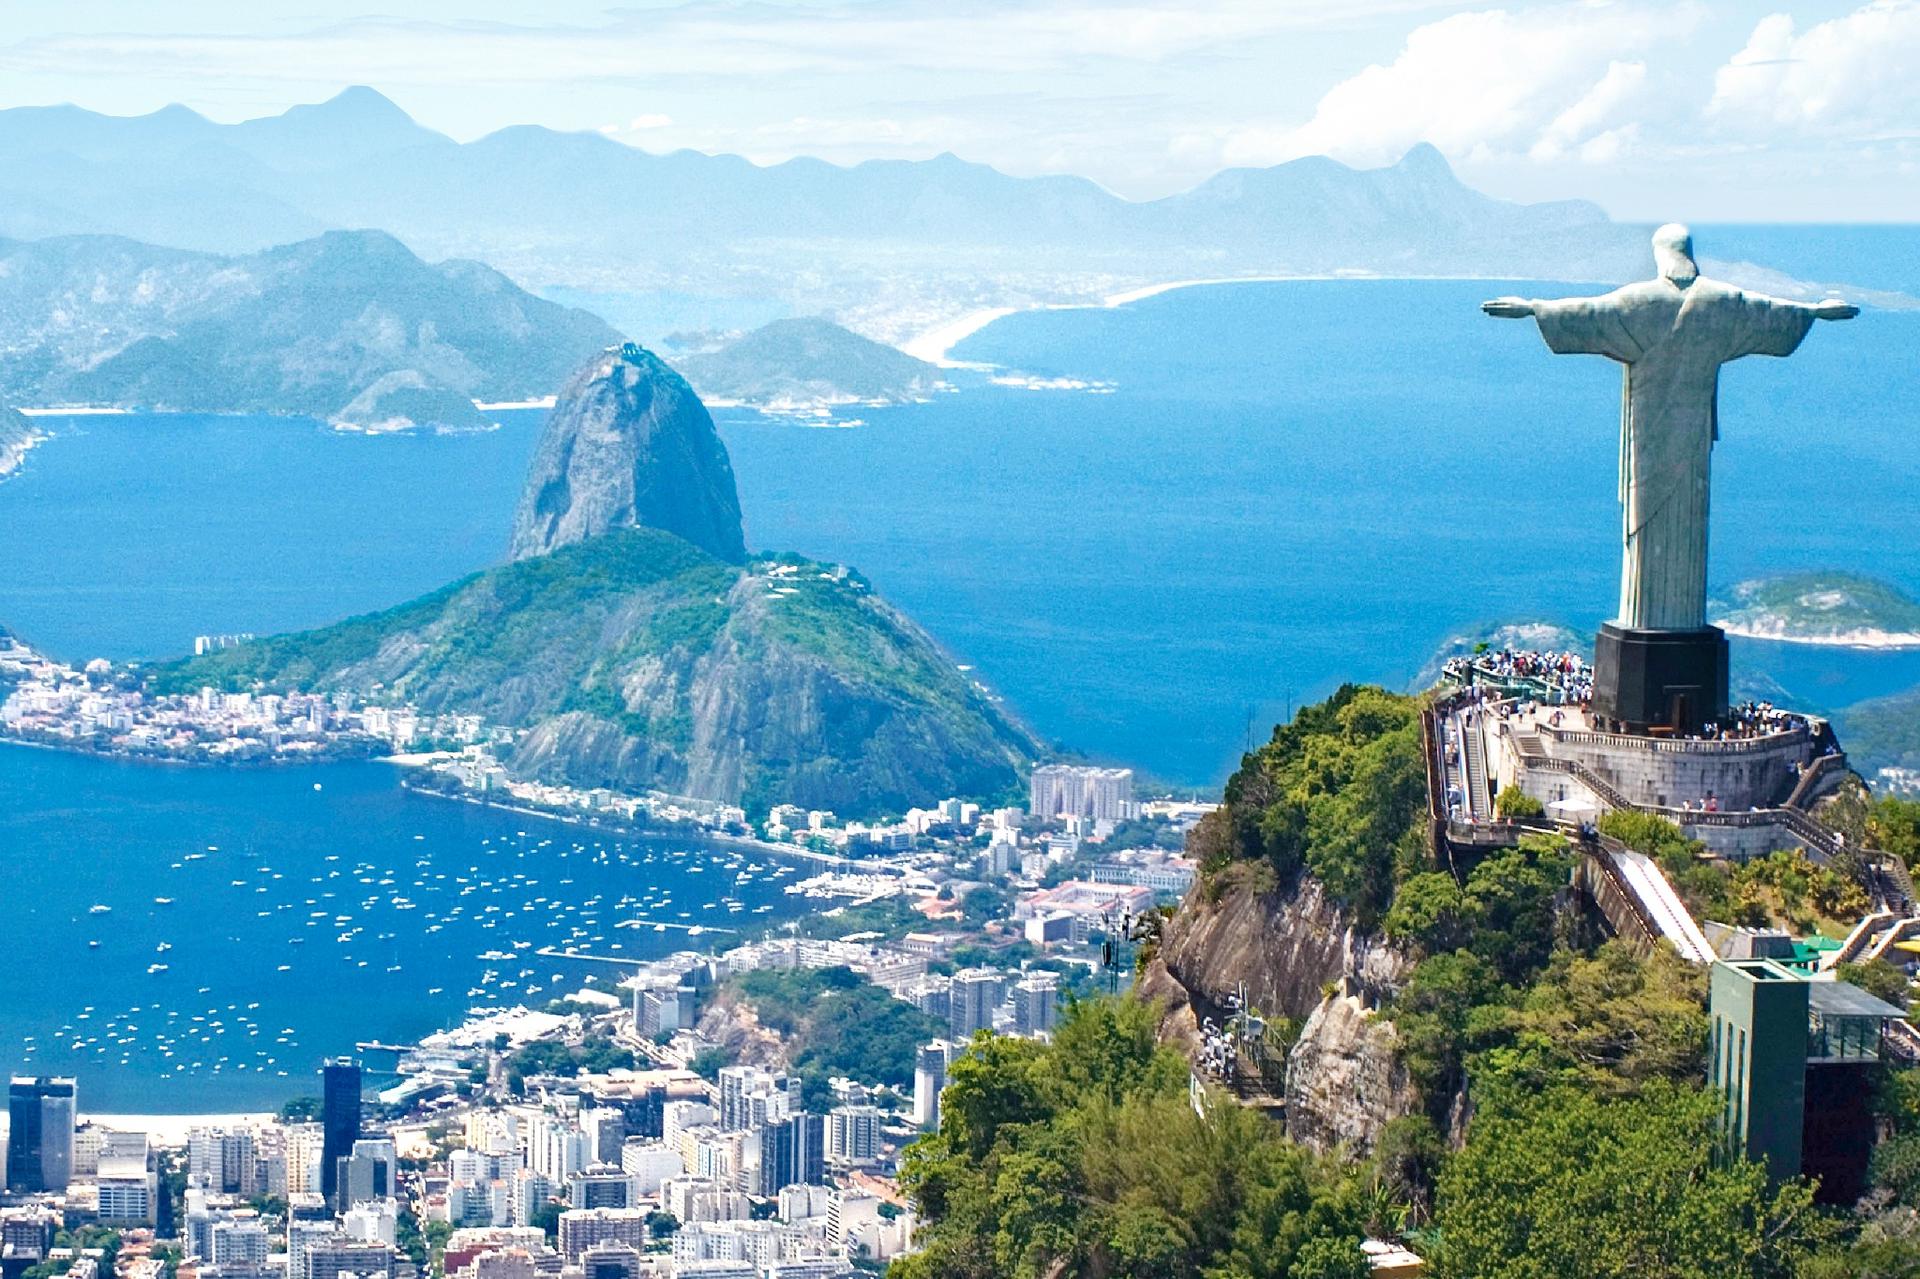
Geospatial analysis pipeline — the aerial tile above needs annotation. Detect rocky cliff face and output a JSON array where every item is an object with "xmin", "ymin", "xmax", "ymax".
[
  {"xmin": 1283, "ymin": 993, "xmax": 1417, "ymax": 1157},
  {"xmin": 1144, "ymin": 868, "xmax": 1413, "ymax": 1033},
  {"xmin": 1141, "ymin": 866, "xmax": 1417, "ymax": 1154},
  {"xmin": 510, "ymin": 344, "xmax": 748, "ymax": 564},
  {"xmin": 695, "ymin": 996, "xmax": 789, "ymax": 1073}
]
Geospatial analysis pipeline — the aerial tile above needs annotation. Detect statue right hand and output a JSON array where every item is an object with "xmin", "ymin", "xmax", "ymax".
[{"xmin": 1481, "ymin": 297, "xmax": 1534, "ymax": 319}]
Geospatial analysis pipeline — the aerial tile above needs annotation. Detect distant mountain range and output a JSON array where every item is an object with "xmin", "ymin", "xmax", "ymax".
[
  {"xmin": 0, "ymin": 229, "xmax": 621, "ymax": 427},
  {"xmin": 0, "ymin": 88, "xmax": 1671, "ymax": 341},
  {"xmin": 673, "ymin": 318, "xmax": 942, "ymax": 407}
]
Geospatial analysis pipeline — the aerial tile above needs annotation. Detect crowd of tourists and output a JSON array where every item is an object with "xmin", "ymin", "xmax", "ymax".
[
  {"xmin": 1697, "ymin": 700, "xmax": 1811, "ymax": 742},
  {"xmin": 1442, "ymin": 646, "xmax": 1593, "ymax": 705}
]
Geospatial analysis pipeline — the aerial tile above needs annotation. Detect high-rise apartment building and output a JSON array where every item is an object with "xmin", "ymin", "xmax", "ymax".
[
  {"xmin": 557, "ymin": 1207, "xmax": 648, "ymax": 1262},
  {"xmin": 716, "ymin": 1067, "xmax": 800, "ymax": 1132},
  {"xmin": 320, "ymin": 1060, "xmax": 362, "ymax": 1209},
  {"xmin": 6, "ymin": 1077, "xmax": 76, "ymax": 1193},
  {"xmin": 913, "ymin": 1040, "xmax": 961, "ymax": 1130},
  {"xmin": 948, "ymin": 969, "xmax": 1003, "ymax": 1040},
  {"xmin": 824, "ymin": 1106, "xmax": 882, "ymax": 1169},
  {"xmin": 1028, "ymin": 765, "xmax": 1137, "ymax": 824},
  {"xmin": 749, "ymin": 1113, "xmax": 824, "ymax": 1196},
  {"xmin": 1012, "ymin": 972, "xmax": 1060, "ymax": 1037}
]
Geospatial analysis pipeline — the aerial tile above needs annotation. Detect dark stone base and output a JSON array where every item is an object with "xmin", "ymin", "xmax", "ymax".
[{"xmin": 1591, "ymin": 623, "xmax": 1728, "ymax": 736}]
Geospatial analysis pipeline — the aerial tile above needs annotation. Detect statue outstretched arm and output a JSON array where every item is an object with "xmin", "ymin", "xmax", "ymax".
[
  {"xmin": 1481, "ymin": 297, "xmax": 1535, "ymax": 319},
  {"xmin": 1810, "ymin": 298, "xmax": 1859, "ymax": 321}
]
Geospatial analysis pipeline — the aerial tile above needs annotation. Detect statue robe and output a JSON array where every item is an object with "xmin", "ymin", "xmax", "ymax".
[{"xmin": 1530, "ymin": 278, "xmax": 1816, "ymax": 631}]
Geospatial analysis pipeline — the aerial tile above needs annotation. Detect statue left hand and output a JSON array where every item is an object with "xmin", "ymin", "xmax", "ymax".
[
  {"xmin": 1481, "ymin": 297, "xmax": 1534, "ymax": 319},
  {"xmin": 1813, "ymin": 298, "xmax": 1860, "ymax": 320}
]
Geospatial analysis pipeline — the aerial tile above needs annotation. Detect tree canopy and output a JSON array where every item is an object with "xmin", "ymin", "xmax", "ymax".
[
  {"xmin": 1433, "ymin": 1082, "xmax": 1831, "ymax": 1279},
  {"xmin": 1197, "ymin": 684, "xmax": 1428, "ymax": 927},
  {"xmin": 896, "ymin": 999, "xmax": 1370, "ymax": 1279}
]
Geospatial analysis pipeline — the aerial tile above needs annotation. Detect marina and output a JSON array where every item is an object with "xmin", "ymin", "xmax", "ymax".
[{"xmin": 0, "ymin": 746, "xmax": 822, "ymax": 1110}]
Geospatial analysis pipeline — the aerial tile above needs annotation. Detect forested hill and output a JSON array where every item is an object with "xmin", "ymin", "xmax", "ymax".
[
  {"xmin": 901, "ymin": 684, "xmax": 1920, "ymax": 1277},
  {"xmin": 151, "ymin": 527, "xmax": 1039, "ymax": 816},
  {"xmin": 1712, "ymin": 571, "xmax": 1920, "ymax": 646}
]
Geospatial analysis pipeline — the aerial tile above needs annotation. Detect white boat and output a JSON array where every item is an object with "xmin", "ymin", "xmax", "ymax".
[{"xmin": 88, "ymin": 904, "xmax": 112, "ymax": 915}]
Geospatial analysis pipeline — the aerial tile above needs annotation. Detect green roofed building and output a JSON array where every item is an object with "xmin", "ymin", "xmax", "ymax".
[{"xmin": 1709, "ymin": 959, "xmax": 1908, "ymax": 1203}]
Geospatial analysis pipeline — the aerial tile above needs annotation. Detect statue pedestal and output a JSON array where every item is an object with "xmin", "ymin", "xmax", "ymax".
[{"xmin": 1591, "ymin": 623, "xmax": 1728, "ymax": 735}]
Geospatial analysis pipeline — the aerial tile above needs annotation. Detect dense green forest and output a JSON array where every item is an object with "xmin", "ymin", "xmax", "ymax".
[{"xmin": 1189, "ymin": 683, "xmax": 1428, "ymax": 927}]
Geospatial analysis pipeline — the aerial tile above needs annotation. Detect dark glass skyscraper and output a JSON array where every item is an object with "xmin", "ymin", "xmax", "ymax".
[
  {"xmin": 320, "ymin": 1059, "xmax": 362, "ymax": 1208},
  {"xmin": 6, "ymin": 1076, "xmax": 76, "ymax": 1193}
]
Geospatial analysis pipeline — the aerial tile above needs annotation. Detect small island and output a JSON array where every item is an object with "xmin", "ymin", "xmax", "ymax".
[
  {"xmin": 1711, "ymin": 571, "xmax": 1920, "ymax": 648},
  {"xmin": 672, "ymin": 316, "xmax": 944, "ymax": 410}
]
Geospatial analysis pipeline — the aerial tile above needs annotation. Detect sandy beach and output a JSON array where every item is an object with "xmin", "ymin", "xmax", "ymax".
[
  {"xmin": 900, "ymin": 307, "xmax": 1019, "ymax": 366},
  {"xmin": 18, "ymin": 406, "xmax": 133, "ymax": 417},
  {"xmin": 82, "ymin": 1112, "xmax": 279, "ymax": 1145}
]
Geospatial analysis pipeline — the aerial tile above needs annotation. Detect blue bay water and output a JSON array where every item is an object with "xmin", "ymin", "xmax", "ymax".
[
  {"xmin": 0, "ymin": 411, "xmax": 548, "ymax": 661},
  {"xmin": 0, "ymin": 745, "xmax": 813, "ymax": 1111}
]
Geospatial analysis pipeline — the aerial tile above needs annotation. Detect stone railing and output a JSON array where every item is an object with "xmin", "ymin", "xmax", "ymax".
[
  {"xmin": 1784, "ymin": 751, "xmax": 1847, "ymax": 812},
  {"xmin": 1869, "ymin": 853, "xmax": 1919, "ymax": 915},
  {"xmin": 1516, "ymin": 751, "xmax": 1634, "ymax": 812},
  {"xmin": 1541, "ymin": 723, "xmax": 1808, "ymax": 756}
]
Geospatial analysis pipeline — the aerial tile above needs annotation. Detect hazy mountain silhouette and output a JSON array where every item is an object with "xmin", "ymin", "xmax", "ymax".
[{"xmin": 0, "ymin": 89, "xmax": 1650, "ymax": 299}]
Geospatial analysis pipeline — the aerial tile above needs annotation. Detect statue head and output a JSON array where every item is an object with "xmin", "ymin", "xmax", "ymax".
[{"xmin": 1652, "ymin": 223, "xmax": 1698, "ymax": 287}]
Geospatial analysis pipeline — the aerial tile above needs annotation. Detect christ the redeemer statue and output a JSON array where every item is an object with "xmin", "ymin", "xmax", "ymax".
[{"xmin": 1483, "ymin": 224, "xmax": 1855, "ymax": 732}]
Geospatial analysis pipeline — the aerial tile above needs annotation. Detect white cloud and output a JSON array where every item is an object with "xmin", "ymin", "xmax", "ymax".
[
  {"xmin": 1531, "ymin": 59, "xmax": 1646, "ymax": 161},
  {"xmin": 629, "ymin": 113, "xmax": 672, "ymax": 130},
  {"xmin": 1214, "ymin": 3, "xmax": 1677, "ymax": 170},
  {"xmin": 1709, "ymin": 0, "xmax": 1920, "ymax": 135}
]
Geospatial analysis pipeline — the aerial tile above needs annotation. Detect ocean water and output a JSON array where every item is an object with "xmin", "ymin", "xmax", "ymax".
[
  {"xmin": 0, "ymin": 746, "xmax": 814, "ymax": 1111},
  {"xmin": 0, "ymin": 411, "xmax": 548, "ymax": 661}
]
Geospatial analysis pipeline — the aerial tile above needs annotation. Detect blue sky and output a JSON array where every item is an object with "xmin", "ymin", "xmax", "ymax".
[{"xmin": 1, "ymin": 0, "xmax": 1914, "ymax": 220}]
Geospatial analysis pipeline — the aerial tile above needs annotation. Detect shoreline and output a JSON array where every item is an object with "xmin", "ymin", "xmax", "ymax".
[
  {"xmin": 398, "ymin": 777, "xmax": 899, "ymax": 872},
  {"xmin": 17, "ymin": 406, "xmax": 132, "ymax": 417},
  {"xmin": 0, "ymin": 738, "xmax": 901, "ymax": 876},
  {"xmin": 1, "ymin": 425, "xmax": 49, "ymax": 480},
  {"xmin": 1719, "ymin": 622, "xmax": 1920, "ymax": 650}
]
